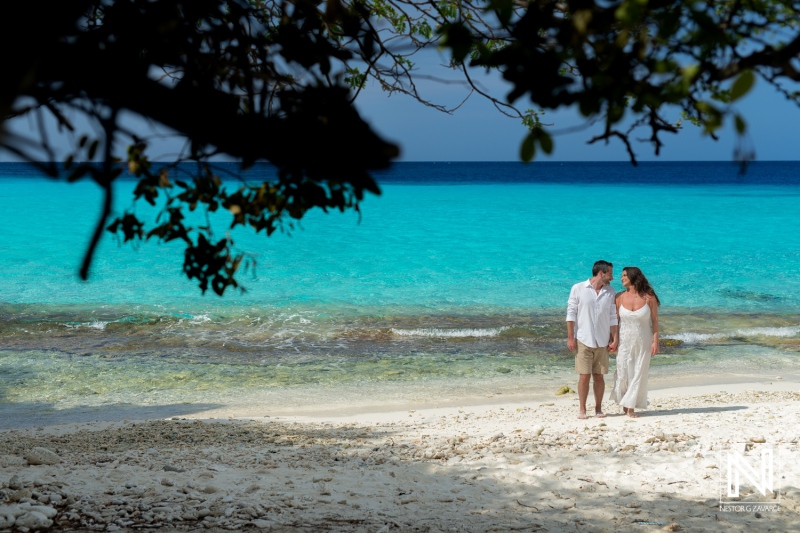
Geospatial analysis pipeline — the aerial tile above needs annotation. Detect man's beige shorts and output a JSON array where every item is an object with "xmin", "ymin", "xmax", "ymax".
[{"xmin": 575, "ymin": 341, "xmax": 609, "ymax": 375}]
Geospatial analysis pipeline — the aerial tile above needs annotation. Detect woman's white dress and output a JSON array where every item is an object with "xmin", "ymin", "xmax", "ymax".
[{"xmin": 610, "ymin": 303, "xmax": 652, "ymax": 409}]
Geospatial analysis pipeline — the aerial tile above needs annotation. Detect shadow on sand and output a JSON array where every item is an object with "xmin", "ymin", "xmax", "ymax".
[{"xmin": 0, "ymin": 400, "xmax": 225, "ymax": 430}]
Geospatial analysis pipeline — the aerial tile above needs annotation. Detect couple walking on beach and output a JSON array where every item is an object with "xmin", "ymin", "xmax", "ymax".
[{"xmin": 566, "ymin": 260, "xmax": 660, "ymax": 419}]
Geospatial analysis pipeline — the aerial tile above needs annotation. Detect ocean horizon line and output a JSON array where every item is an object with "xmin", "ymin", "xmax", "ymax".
[
  {"xmin": 4, "ymin": 160, "xmax": 800, "ymax": 186},
  {"xmin": 3, "ymin": 159, "xmax": 800, "ymax": 165}
]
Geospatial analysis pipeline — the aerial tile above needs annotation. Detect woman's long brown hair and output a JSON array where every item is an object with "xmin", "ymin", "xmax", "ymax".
[{"xmin": 623, "ymin": 266, "xmax": 661, "ymax": 306}]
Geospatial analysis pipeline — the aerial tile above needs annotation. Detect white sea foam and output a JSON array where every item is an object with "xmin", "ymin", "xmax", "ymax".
[
  {"xmin": 664, "ymin": 326, "xmax": 800, "ymax": 344},
  {"xmin": 735, "ymin": 326, "xmax": 800, "ymax": 337},
  {"xmin": 189, "ymin": 314, "xmax": 212, "ymax": 324},
  {"xmin": 65, "ymin": 320, "xmax": 109, "ymax": 330},
  {"xmin": 663, "ymin": 332, "xmax": 727, "ymax": 343},
  {"xmin": 390, "ymin": 327, "xmax": 508, "ymax": 338}
]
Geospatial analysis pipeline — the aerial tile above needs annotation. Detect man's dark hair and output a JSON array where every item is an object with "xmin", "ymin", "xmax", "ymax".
[{"xmin": 592, "ymin": 260, "xmax": 613, "ymax": 276}]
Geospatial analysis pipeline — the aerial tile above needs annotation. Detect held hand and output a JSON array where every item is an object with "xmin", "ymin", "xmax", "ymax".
[
  {"xmin": 567, "ymin": 338, "xmax": 577, "ymax": 352},
  {"xmin": 608, "ymin": 339, "xmax": 618, "ymax": 352}
]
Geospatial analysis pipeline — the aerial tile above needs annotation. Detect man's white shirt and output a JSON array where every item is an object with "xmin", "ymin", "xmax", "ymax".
[{"xmin": 566, "ymin": 279, "xmax": 617, "ymax": 348}]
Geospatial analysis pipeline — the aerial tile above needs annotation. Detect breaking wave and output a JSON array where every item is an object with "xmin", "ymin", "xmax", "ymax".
[
  {"xmin": 664, "ymin": 326, "xmax": 800, "ymax": 344},
  {"xmin": 390, "ymin": 327, "xmax": 509, "ymax": 338}
]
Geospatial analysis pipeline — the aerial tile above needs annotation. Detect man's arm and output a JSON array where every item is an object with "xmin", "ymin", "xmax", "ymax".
[
  {"xmin": 608, "ymin": 292, "xmax": 620, "ymax": 352},
  {"xmin": 567, "ymin": 320, "xmax": 577, "ymax": 352},
  {"xmin": 566, "ymin": 285, "xmax": 579, "ymax": 351},
  {"xmin": 608, "ymin": 324, "xmax": 619, "ymax": 352}
]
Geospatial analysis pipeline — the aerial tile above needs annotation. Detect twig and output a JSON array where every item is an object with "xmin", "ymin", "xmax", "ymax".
[{"xmin": 515, "ymin": 500, "xmax": 539, "ymax": 510}]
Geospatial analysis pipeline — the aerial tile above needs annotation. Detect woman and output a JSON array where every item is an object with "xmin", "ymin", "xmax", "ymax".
[{"xmin": 609, "ymin": 266, "xmax": 660, "ymax": 418}]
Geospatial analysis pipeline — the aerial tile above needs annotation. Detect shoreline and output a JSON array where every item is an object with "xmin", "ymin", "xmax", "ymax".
[
  {"xmin": 2, "ymin": 371, "xmax": 800, "ymax": 431},
  {"xmin": 271, "ymin": 376, "xmax": 800, "ymax": 423},
  {"xmin": 2, "ymin": 379, "xmax": 799, "ymax": 531}
]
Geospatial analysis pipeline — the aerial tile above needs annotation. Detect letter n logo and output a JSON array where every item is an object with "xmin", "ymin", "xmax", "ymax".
[{"xmin": 727, "ymin": 448, "xmax": 773, "ymax": 497}]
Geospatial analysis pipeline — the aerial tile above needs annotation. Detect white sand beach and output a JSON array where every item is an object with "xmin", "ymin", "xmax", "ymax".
[{"xmin": 2, "ymin": 380, "xmax": 799, "ymax": 532}]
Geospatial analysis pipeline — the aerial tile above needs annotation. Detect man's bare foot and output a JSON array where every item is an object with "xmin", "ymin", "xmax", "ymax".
[
  {"xmin": 578, "ymin": 412, "xmax": 588, "ymax": 420},
  {"xmin": 595, "ymin": 411, "xmax": 607, "ymax": 418}
]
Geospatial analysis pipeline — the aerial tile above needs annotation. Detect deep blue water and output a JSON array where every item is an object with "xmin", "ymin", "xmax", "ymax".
[
  {"xmin": 373, "ymin": 161, "xmax": 800, "ymax": 184},
  {"xmin": 1, "ymin": 161, "xmax": 799, "ymax": 423}
]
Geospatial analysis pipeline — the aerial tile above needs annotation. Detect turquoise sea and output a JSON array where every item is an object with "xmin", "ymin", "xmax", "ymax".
[{"xmin": 2, "ymin": 161, "xmax": 800, "ymax": 427}]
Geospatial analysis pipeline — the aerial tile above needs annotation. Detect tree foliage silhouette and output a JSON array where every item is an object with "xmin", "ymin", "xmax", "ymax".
[{"xmin": 3, "ymin": 0, "xmax": 799, "ymax": 293}]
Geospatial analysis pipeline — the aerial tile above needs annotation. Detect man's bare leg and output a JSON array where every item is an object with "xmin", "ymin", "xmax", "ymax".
[
  {"xmin": 578, "ymin": 374, "xmax": 590, "ymax": 419},
  {"xmin": 593, "ymin": 373, "xmax": 606, "ymax": 417}
]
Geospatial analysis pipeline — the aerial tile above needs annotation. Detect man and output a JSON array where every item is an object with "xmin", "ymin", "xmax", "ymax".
[{"xmin": 566, "ymin": 260, "xmax": 618, "ymax": 419}]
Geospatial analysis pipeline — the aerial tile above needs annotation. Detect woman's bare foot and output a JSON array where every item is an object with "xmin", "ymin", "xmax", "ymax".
[{"xmin": 626, "ymin": 409, "xmax": 640, "ymax": 418}]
